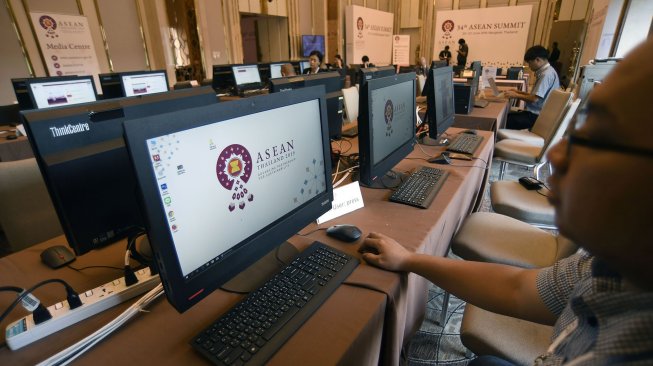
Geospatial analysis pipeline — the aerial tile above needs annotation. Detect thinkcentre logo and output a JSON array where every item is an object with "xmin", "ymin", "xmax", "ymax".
[{"xmin": 50, "ymin": 122, "xmax": 90, "ymax": 137}]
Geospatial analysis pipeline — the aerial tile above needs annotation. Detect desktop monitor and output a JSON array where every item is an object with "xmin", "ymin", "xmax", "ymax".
[
  {"xmin": 357, "ymin": 72, "xmax": 416, "ymax": 187},
  {"xmin": 425, "ymin": 66, "xmax": 455, "ymax": 140},
  {"xmin": 357, "ymin": 66, "xmax": 396, "ymax": 87},
  {"xmin": 299, "ymin": 60, "xmax": 311, "ymax": 74},
  {"xmin": 258, "ymin": 63, "xmax": 271, "ymax": 85},
  {"xmin": 11, "ymin": 78, "xmax": 34, "ymax": 110},
  {"xmin": 212, "ymin": 64, "xmax": 236, "ymax": 94},
  {"xmin": 431, "ymin": 60, "xmax": 448, "ymax": 69},
  {"xmin": 122, "ymin": 86, "xmax": 333, "ymax": 312},
  {"xmin": 469, "ymin": 61, "xmax": 482, "ymax": 96},
  {"xmin": 21, "ymin": 87, "xmax": 218, "ymax": 256},
  {"xmin": 120, "ymin": 70, "xmax": 169, "ymax": 97},
  {"xmin": 301, "ymin": 35, "xmax": 325, "ymax": 58},
  {"xmin": 576, "ymin": 59, "xmax": 618, "ymax": 102},
  {"xmin": 269, "ymin": 62, "xmax": 287, "ymax": 79},
  {"xmin": 231, "ymin": 64, "xmax": 263, "ymax": 94},
  {"xmin": 25, "ymin": 75, "xmax": 97, "ymax": 109},
  {"xmin": 99, "ymin": 73, "xmax": 125, "ymax": 99},
  {"xmin": 269, "ymin": 72, "xmax": 344, "ymax": 139},
  {"xmin": 506, "ymin": 66, "xmax": 523, "ymax": 80}
]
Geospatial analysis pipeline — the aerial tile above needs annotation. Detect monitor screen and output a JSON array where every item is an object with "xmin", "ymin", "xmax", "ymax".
[
  {"xmin": 11, "ymin": 78, "xmax": 34, "ymax": 110},
  {"xmin": 358, "ymin": 72, "xmax": 416, "ymax": 186},
  {"xmin": 357, "ymin": 66, "xmax": 396, "ymax": 87},
  {"xmin": 21, "ymin": 87, "xmax": 218, "ymax": 256},
  {"xmin": 426, "ymin": 66, "xmax": 455, "ymax": 139},
  {"xmin": 99, "ymin": 73, "xmax": 125, "ymax": 99},
  {"xmin": 269, "ymin": 72, "xmax": 344, "ymax": 139},
  {"xmin": 269, "ymin": 62, "xmax": 286, "ymax": 79},
  {"xmin": 123, "ymin": 86, "xmax": 333, "ymax": 312},
  {"xmin": 301, "ymin": 35, "xmax": 325, "ymax": 58},
  {"xmin": 232, "ymin": 64, "xmax": 262, "ymax": 86},
  {"xmin": 299, "ymin": 61, "xmax": 311, "ymax": 74},
  {"xmin": 26, "ymin": 76, "xmax": 97, "ymax": 109},
  {"xmin": 212, "ymin": 64, "xmax": 236, "ymax": 93},
  {"xmin": 121, "ymin": 70, "xmax": 169, "ymax": 97}
]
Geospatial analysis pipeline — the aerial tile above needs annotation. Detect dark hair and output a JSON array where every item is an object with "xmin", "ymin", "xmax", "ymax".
[
  {"xmin": 458, "ymin": 39, "xmax": 465, "ymax": 44},
  {"xmin": 444, "ymin": 45, "xmax": 449, "ymax": 50},
  {"xmin": 309, "ymin": 50, "xmax": 323, "ymax": 63},
  {"xmin": 524, "ymin": 45, "xmax": 549, "ymax": 61},
  {"xmin": 362, "ymin": 55, "xmax": 369, "ymax": 63}
]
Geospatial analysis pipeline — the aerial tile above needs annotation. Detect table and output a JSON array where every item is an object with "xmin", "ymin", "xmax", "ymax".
[
  {"xmin": 453, "ymin": 99, "xmax": 509, "ymax": 132},
  {"xmin": 0, "ymin": 126, "xmax": 32, "ymax": 162},
  {"xmin": 0, "ymin": 127, "xmax": 494, "ymax": 365}
]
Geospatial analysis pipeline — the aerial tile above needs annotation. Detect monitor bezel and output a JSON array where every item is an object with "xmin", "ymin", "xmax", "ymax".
[
  {"xmin": 358, "ymin": 72, "xmax": 417, "ymax": 186},
  {"xmin": 25, "ymin": 75, "xmax": 97, "ymax": 110},
  {"xmin": 11, "ymin": 78, "xmax": 34, "ymax": 110},
  {"xmin": 426, "ymin": 66, "xmax": 455, "ymax": 139},
  {"xmin": 98, "ymin": 72, "xmax": 125, "ymax": 99},
  {"xmin": 123, "ymin": 86, "xmax": 333, "ymax": 313},
  {"xmin": 357, "ymin": 65, "xmax": 396, "ymax": 87},
  {"xmin": 119, "ymin": 69, "xmax": 169, "ymax": 97}
]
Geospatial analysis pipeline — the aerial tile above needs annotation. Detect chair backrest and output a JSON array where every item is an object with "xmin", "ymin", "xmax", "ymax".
[
  {"xmin": 538, "ymin": 98, "xmax": 581, "ymax": 161},
  {"xmin": 0, "ymin": 158, "xmax": 63, "ymax": 252},
  {"xmin": 416, "ymin": 74, "xmax": 426, "ymax": 96},
  {"xmin": 530, "ymin": 89, "xmax": 573, "ymax": 141},
  {"xmin": 341, "ymin": 86, "xmax": 359, "ymax": 124},
  {"xmin": 0, "ymin": 103, "xmax": 20, "ymax": 125}
]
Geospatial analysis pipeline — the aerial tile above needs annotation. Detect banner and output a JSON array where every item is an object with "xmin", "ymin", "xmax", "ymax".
[
  {"xmin": 433, "ymin": 5, "xmax": 531, "ymax": 69},
  {"xmin": 30, "ymin": 12, "xmax": 101, "ymax": 88},
  {"xmin": 392, "ymin": 35, "xmax": 410, "ymax": 66},
  {"xmin": 345, "ymin": 5, "xmax": 394, "ymax": 67}
]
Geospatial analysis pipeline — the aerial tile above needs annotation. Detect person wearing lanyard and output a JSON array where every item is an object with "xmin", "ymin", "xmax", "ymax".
[
  {"xmin": 359, "ymin": 39, "xmax": 653, "ymax": 365},
  {"xmin": 504, "ymin": 45, "xmax": 560, "ymax": 130}
]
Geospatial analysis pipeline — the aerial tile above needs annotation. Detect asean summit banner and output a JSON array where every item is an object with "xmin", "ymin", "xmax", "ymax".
[
  {"xmin": 30, "ymin": 12, "xmax": 101, "ymax": 87},
  {"xmin": 345, "ymin": 5, "xmax": 394, "ymax": 67},
  {"xmin": 433, "ymin": 5, "xmax": 532, "ymax": 69}
]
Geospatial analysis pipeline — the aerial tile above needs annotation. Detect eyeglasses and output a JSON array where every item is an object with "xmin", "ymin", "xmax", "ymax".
[{"xmin": 566, "ymin": 106, "xmax": 653, "ymax": 159}]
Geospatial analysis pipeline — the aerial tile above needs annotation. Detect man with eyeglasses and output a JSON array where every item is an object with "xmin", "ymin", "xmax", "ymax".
[{"xmin": 358, "ymin": 39, "xmax": 653, "ymax": 365}]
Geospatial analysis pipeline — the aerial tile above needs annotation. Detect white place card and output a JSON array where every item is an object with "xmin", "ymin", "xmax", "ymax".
[{"xmin": 316, "ymin": 181, "xmax": 365, "ymax": 224}]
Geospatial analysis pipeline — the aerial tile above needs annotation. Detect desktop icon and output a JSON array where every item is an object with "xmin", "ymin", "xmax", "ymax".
[
  {"xmin": 164, "ymin": 197, "xmax": 172, "ymax": 205},
  {"xmin": 153, "ymin": 154, "xmax": 161, "ymax": 162}
]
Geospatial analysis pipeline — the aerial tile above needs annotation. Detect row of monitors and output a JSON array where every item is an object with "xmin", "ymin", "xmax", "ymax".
[
  {"xmin": 212, "ymin": 61, "xmax": 311, "ymax": 94},
  {"xmin": 21, "ymin": 69, "xmax": 431, "ymax": 314},
  {"xmin": 12, "ymin": 70, "xmax": 170, "ymax": 111}
]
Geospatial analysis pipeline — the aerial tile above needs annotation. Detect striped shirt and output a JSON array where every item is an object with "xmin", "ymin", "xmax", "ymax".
[{"xmin": 535, "ymin": 251, "xmax": 653, "ymax": 365}]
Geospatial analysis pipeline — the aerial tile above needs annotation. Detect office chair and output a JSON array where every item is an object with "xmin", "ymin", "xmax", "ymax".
[
  {"xmin": 0, "ymin": 158, "xmax": 63, "ymax": 252},
  {"xmin": 341, "ymin": 86, "xmax": 359, "ymax": 125},
  {"xmin": 450, "ymin": 212, "xmax": 577, "ymax": 364},
  {"xmin": 416, "ymin": 74, "xmax": 426, "ymax": 96},
  {"xmin": 490, "ymin": 180, "xmax": 556, "ymax": 229},
  {"xmin": 494, "ymin": 92, "xmax": 578, "ymax": 180},
  {"xmin": 0, "ymin": 103, "xmax": 21, "ymax": 126}
]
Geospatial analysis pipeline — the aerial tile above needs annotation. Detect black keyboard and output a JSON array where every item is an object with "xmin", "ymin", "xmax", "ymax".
[
  {"xmin": 191, "ymin": 242, "xmax": 359, "ymax": 365},
  {"xmin": 389, "ymin": 166, "xmax": 449, "ymax": 209},
  {"xmin": 446, "ymin": 134, "xmax": 484, "ymax": 155}
]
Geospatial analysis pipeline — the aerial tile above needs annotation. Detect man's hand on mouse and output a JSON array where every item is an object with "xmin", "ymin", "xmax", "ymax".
[{"xmin": 358, "ymin": 232, "xmax": 411, "ymax": 272}]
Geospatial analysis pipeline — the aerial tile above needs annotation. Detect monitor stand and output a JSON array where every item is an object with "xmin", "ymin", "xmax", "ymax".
[
  {"xmin": 420, "ymin": 135, "xmax": 450, "ymax": 147},
  {"xmin": 341, "ymin": 124, "xmax": 358, "ymax": 137},
  {"xmin": 354, "ymin": 169, "xmax": 408, "ymax": 189},
  {"xmin": 221, "ymin": 241, "xmax": 299, "ymax": 293}
]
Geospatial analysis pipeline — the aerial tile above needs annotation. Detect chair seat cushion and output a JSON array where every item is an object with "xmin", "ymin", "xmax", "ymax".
[
  {"xmin": 451, "ymin": 212, "xmax": 558, "ymax": 268},
  {"xmin": 490, "ymin": 181, "xmax": 555, "ymax": 226},
  {"xmin": 460, "ymin": 304, "xmax": 552, "ymax": 366},
  {"xmin": 497, "ymin": 129, "xmax": 544, "ymax": 147},
  {"xmin": 494, "ymin": 139, "xmax": 542, "ymax": 164}
]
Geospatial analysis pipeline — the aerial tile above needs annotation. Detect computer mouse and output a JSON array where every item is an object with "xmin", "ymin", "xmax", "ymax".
[
  {"xmin": 427, "ymin": 153, "xmax": 451, "ymax": 165},
  {"xmin": 40, "ymin": 245, "xmax": 76, "ymax": 269},
  {"xmin": 461, "ymin": 129, "xmax": 478, "ymax": 135},
  {"xmin": 326, "ymin": 224, "xmax": 362, "ymax": 243}
]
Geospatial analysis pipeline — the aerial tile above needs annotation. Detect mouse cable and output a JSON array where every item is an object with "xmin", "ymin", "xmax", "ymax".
[
  {"xmin": 0, "ymin": 279, "xmax": 81, "ymax": 325},
  {"xmin": 66, "ymin": 264, "xmax": 124, "ymax": 272},
  {"xmin": 38, "ymin": 283, "xmax": 164, "ymax": 366}
]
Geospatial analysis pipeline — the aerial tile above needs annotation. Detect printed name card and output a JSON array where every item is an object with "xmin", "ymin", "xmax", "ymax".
[{"xmin": 316, "ymin": 181, "xmax": 364, "ymax": 224}]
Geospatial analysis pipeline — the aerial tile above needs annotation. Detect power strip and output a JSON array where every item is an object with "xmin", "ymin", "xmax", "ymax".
[{"xmin": 5, "ymin": 268, "xmax": 160, "ymax": 350}]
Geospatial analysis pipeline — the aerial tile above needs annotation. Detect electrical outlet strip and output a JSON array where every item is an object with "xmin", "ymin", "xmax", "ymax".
[{"xmin": 5, "ymin": 268, "xmax": 160, "ymax": 350}]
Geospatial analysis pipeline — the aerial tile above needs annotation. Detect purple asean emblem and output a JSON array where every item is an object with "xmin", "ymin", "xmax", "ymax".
[
  {"xmin": 216, "ymin": 144, "xmax": 254, "ymax": 211},
  {"xmin": 39, "ymin": 15, "xmax": 59, "ymax": 38}
]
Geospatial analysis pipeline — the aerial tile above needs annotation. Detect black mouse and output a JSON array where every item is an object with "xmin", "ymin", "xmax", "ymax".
[
  {"xmin": 40, "ymin": 245, "xmax": 76, "ymax": 269},
  {"xmin": 461, "ymin": 129, "xmax": 478, "ymax": 135},
  {"xmin": 427, "ymin": 153, "xmax": 451, "ymax": 165},
  {"xmin": 326, "ymin": 224, "xmax": 362, "ymax": 243}
]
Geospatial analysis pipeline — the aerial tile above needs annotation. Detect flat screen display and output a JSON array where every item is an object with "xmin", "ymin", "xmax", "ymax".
[
  {"xmin": 301, "ymin": 35, "xmax": 325, "ymax": 58},
  {"xmin": 121, "ymin": 71, "xmax": 169, "ymax": 97},
  {"xmin": 27, "ymin": 76, "xmax": 97, "ymax": 109},
  {"xmin": 232, "ymin": 64, "xmax": 262, "ymax": 86}
]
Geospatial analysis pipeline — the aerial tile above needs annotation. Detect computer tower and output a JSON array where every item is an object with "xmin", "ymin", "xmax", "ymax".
[{"xmin": 453, "ymin": 83, "xmax": 474, "ymax": 115}]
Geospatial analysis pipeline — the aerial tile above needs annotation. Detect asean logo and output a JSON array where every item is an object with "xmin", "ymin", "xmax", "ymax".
[
  {"xmin": 39, "ymin": 15, "xmax": 59, "ymax": 38},
  {"xmin": 384, "ymin": 99, "xmax": 394, "ymax": 137},
  {"xmin": 442, "ymin": 20, "xmax": 454, "ymax": 40},
  {"xmin": 216, "ymin": 144, "xmax": 253, "ymax": 212}
]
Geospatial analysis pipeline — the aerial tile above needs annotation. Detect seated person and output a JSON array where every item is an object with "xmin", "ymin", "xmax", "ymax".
[
  {"xmin": 361, "ymin": 55, "xmax": 374, "ymax": 68},
  {"xmin": 280, "ymin": 63, "xmax": 296, "ymax": 77},
  {"xmin": 359, "ymin": 39, "xmax": 653, "ymax": 365},
  {"xmin": 505, "ymin": 45, "xmax": 560, "ymax": 130},
  {"xmin": 304, "ymin": 50, "xmax": 325, "ymax": 75},
  {"xmin": 332, "ymin": 54, "xmax": 345, "ymax": 69},
  {"xmin": 414, "ymin": 57, "xmax": 429, "ymax": 76}
]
